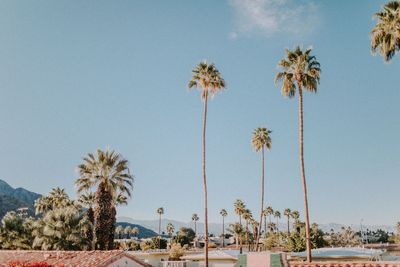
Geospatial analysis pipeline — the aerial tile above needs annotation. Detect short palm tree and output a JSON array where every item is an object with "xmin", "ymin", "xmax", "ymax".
[
  {"xmin": 291, "ymin": 210, "xmax": 300, "ymax": 226},
  {"xmin": 228, "ymin": 223, "xmax": 243, "ymax": 251},
  {"xmin": 75, "ymin": 149, "xmax": 134, "ymax": 250},
  {"xmin": 234, "ymin": 199, "xmax": 246, "ymax": 226},
  {"xmin": 188, "ymin": 61, "xmax": 225, "ymax": 267},
  {"xmin": 284, "ymin": 208, "xmax": 292, "ymax": 234},
  {"xmin": 242, "ymin": 209, "xmax": 253, "ymax": 249},
  {"xmin": 132, "ymin": 227, "xmax": 139, "ymax": 238},
  {"xmin": 274, "ymin": 210, "xmax": 281, "ymax": 232},
  {"xmin": 116, "ymin": 225, "xmax": 123, "ymax": 239},
  {"xmin": 124, "ymin": 226, "xmax": 132, "ymax": 239},
  {"xmin": 192, "ymin": 213, "xmax": 199, "ymax": 236},
  {"xmin": 275, "ymin": 46, "xmax": 321, "ymax": 262},
  {"xmin": 166, "ymin": 223, "xmax": 175, "ymax": 237},
  {"xmin": 220, "ymin": 209, "xmax": 228, "ymax": 247},
  {"xmin": 371, "ymin": 1, "xmax": 400, "ymax": 61},
  {"xmin": 251, "ymin": 127, "xmax": 272, "ymax": 250}
]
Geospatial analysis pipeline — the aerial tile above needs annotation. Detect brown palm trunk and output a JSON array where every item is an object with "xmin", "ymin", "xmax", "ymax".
[
  {"xmin": 194, "ymin": 221, "xmax": 197, "ymax": 237},
  {"xmin": 287, "ymin": 216, "xmax": 290, "ymax": 235},
  {"xmin": 222, "ymin": 217, "xmax": 225, "ymax": 247},
  {"xmin": 202, "ymin": 93, "xmax": 209, "ymax": 267},
  {"xmin": 158, "ymin": 214, "xmax": 162, "ymax": 249},
  {"xmin": 256, "ymin": 146, "xmax": 265, "ymax": 251},
  {"xmin": 298, "ymin": 84, "xmax": 312, "ymax": 262},
  {"xmin": 95, "ymin": 182, "xmax": 113, "ymax": 250}
]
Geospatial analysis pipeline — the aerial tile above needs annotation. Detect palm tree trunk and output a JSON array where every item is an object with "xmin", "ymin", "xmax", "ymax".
[
  {"xmin": 256, "ymin": 146, "xmax": 265, "ymax": 251},
  {"xmin": 264, "ymin": 215, "xmax": 267, "ymax": 237},
  {"xmin": 202, "ymin": 93, "xmax": 209, "ymax": 267},
  {"xmin": 298, "ymin": 84, "xmax": 312, "ymax": 262},
  {"xmin": 287, "ymin": 216, "xmax": 290, "ymax": 235},
  {"xmin": 222, "ymin": 217, "xmax": 225, "ymax": 247},
  {"xmin": 194, "ymin": 221, "xmax": 197, "ymax": 237},
  {"xmin": 158, "ymin": 214, "xmax": 161, "ymax": 249}
]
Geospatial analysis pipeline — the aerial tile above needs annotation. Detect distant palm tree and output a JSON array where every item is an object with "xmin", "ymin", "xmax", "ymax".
[
  {"xmin": 132, "ymin": 227, "xmax": 139, "ymax": 238},
  {"xmin": 188, "ymin": 61, "xmax": 225, "ymax": 267},
  {"xmin": 124, "ymin": 226, "xmax": 132, "ymax": 239},
  {"xmin": 157, "ymin": 207, "xmax": 164, "ymax": 236},
  {"xmin": 228, "ymin": 223, "xmax": 243, "ymax": 251},
  {"xmin": 251, "ymin": 127, "xmax": 272, "ymax": 250},
  {"xmin": 284, "ymin": 208, "xmax": 292, "ymax": 234},
  {"xmin": 250, "ymin": 219, "xmax": 259, "ymax": 251},
  {"xmin": 234, "ymin": 199, "xmax": 246, "ymax": 226},
  {"xmin": 166, "ymin": 223, "xmax": 175, "ymax": 237},
  {"xmin": 291, "ymin": 210, "xmax": 300, "ymax": 230},
  {"xmin": 116, "ymin": 225, "xmax": 123, "ymax": 239},
  {"xmin": 192, "ymin": 213, "xmax": 199, "ymax": 236},
  {"xmin": 35, "ymin": 187, "xmax": 73, "ymax": 215},
  {"xmin": 75, "ymin": 149, "xmax": 134, "ymax": 250},
  {"xmin": 266, "ymin": 206, "xmax": 274, "ymax": 228},
  {"xmin": 262, "ymin": 208, "xmax": 268, "ymax": 237},
  {"xmin": 220, "ymin": 209, "xmax": 228, "ymax": 247},
  {"xmin": 371, "ymin": 1, "xmax": 400, "ymax": 61},
  {"xmin": 275, "ymin": 46, "xmax": 321, "ymax": 262},
  {"xmin": 274, "ymin": 211, "xmax": 281, "ymax": 232}
]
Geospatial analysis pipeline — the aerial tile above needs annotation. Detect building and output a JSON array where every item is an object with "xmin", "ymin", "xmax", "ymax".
[{"xmin": 0, "ymin": 250, "xmax": 152, "ymax": 267}]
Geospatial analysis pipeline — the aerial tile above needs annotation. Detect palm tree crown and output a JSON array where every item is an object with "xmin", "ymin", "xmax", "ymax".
[
  {"xmin": 157, "ymin": 207, "xmax": 164, "ymax": 215},
  {"xmin": 220, "ymin": 209, "xmax": 228, "ymax": 217},
  {"xmin": 371, "ymin": 1, "xmax": 400, "ymax": 61},
  {"xmin": 275, "ymin": 46, "xmax": 321, "ymax": 97},
  {"xmin": 188, "ymin": 61, "xmax": 226, "ymax": 100},
  {"xmin": 251, "ymin": 128, "xmax": 272, "ymax": 151},
  {"xmin": 192, "ymin": 213, "xmax": 199, "ymax": 222}
]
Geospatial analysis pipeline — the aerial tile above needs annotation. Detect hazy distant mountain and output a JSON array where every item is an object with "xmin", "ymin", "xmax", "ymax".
[
  {"xmin": 117, "ymin": 216, "xmax": 396, "ymax": 235},
  {"xmin": 0, "ymin": 179, "xmax": 41, "ymax": 218}
]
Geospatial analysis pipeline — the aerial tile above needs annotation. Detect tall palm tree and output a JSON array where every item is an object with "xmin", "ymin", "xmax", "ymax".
[
  {"xmin": 371, "ymin": 1, "xmax": 400, "ymax": 61},
  {"xmin": 166, "ymin": 223, "xmax": 175, "ymax": 237},
  {"xmin": 188, "ymin": 61, "xmax": 225, "ymax": 267},
  {"xmin": 75, "ymin": 149, "xmax": 134, "ymax": 250},
  {"xmin": 192, "ymin": 213, "xmax": 199, "ymax": 236},
  {"xmin": 284, "ymin": 208, "xmax": 292, "ymax": 235},
  {"xmin": 116, "ymin": 225, "xmax": 123, "ymax": 240},
  {"xmin": 274, "ymin": 211, "xmax": 281, "ymax": 232},
  {"xmin": 234, "ymin": 199, "xmax": 246, "ymax": 226},
  {"xmin": 275, "ymin": 46, "xmax": 321, "ymax": 262},
  {"xmin": 124, "ymin": 226, "xmax": 132, "ymax": 239},
  {"xmin": 157, "ymin": 207, "xmax": 164, "ymax": 236},
  {"xmin": 132, "ymin": 227, "xmax": 139, "ymax": 238},
  {"xmin": 251, "ymin": 127, "xmax": 272, "ymax": 250},
  {"xmin": 220, "ymin": 209, "xmax": 227, "ymax": 247}
]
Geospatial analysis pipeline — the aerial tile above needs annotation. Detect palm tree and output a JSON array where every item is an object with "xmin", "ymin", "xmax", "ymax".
[
  {"xmin": 32, "ymin": 206, "xmax": 92, "ymax": 251},
  {"xmin": 220, "ymin": 209, "xmax": 228, "ymax": 247},
  {"xmin": 234, "ymin": 199, "xmax": 246, "ymax": 226},
  {"xmin": 78, "ymin": 191, "xmax": 95, "ymax": 248},
  {"xmin": 157, "ymin": 207, "xmax": 164, "ymax": 236},
  {"xmin": 132, "ymin": 227, "xmax": 139, "ymax": 238},
  {"xmin": 228, "ymin": 223, "xmax": 243, "ymax": 251},
  {"xmin": 192, "ymin": 213, "xmax": 199, "ymax": 236},
  {"xmin": 274, "ymin": 211, "xmax": 281, "ymax": 232},
  {"xmin": 166, "ymin": 223, "xmax": 175, "ymax": 237},
  {"xmin": 371, "ymin": 1, "xmax": 400, "ymax": 61},
  {"xmin": 35, "ymin": 187, "xmax": 74, "ymax": 215},
  {"xmin": 124, "ymin": 226, "xmax": 132, "ymax": 239},
  {"xmin": 262, "ymin": 208, "xmax": 268, "ymax": 237},
  {"xmin": 116, "ymin": 225, "xmax": 123, "ymax": 239},
  {"xmin": 251, "ymin": 127, "xmax": 272, "ymax": 250},
  {"xmin": 75, "ymin": 149, "xmax": 134, "ymax": 250},
  {"xmin": 275, "ymin": 46, "xmax": 321, "ymax": 262},
  {"xmin": 188, "ymin": 61, "xmax": 225, "ymax": 267},
  {"xmin": 242, "ymin": 209, "xmax": 252, "ymax": 250},
  {"xmin": 266, "ymin": 206, "xmax": 274, "ymax": 227},
  {"xmin": 284, "ymin": 208, "xmax": 292, "ymax": 234}
]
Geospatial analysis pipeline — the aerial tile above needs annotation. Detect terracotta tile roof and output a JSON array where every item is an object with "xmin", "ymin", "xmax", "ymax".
[
  {"xmin": 290, "ymin": 261, "xmax": 400, "ymax": 267},
  {"xmin": 0, "ymin": 250, "xmax": 152, "ymax": 267}
]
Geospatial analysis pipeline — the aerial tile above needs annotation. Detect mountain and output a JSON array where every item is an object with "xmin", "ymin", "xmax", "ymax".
[
  {"xmin": 117, "ymin": 216, "xmax": 396, "ymax": 235},
  {"xmin": 0, "ymin": 179, "xmax": 41, "ymax": 219},
  {"xmin": 115, "ymin": 222, "xmax": 159, "ymax": 239}
]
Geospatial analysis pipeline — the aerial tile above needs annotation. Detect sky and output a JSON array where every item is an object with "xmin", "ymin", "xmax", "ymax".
[{"xmin": 0, "ymin": 0, "xmax": 399, "ymax": 226}]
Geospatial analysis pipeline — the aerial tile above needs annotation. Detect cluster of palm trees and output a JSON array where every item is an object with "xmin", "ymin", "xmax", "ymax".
[
  {"xmin": 115, "ymin": 225, "xmax": 139, "ymax": 239},
  {"xmin": 188, "ymin": 1, "xmax": 399, "ymax": 263}
]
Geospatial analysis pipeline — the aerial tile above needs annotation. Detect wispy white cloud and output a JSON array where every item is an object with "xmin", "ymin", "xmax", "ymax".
[{"xmin": 229, "ymin": 0, "xmax": 319, "ymax": 38}]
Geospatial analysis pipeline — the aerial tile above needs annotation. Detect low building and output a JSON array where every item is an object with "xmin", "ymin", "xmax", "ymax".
[{"xmin": 0, "ymin": 250, "xmax": 151, "ymax": 267}]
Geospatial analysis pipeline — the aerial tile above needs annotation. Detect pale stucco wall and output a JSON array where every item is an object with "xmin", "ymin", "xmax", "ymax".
[{"xmin": 107, "ymin": 256, "xmax": 147, "ymax": 267}]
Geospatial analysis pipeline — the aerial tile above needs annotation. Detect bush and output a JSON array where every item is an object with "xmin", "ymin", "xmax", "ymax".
[{"xmin": 169, "ymin": 243, "xmax": 185, "ymax": 260}]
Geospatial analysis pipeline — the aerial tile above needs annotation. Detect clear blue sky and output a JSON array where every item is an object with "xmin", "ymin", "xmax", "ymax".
[{"xmin": 0, "ymin": 0, "xmax": 399, "ymax": 226}]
